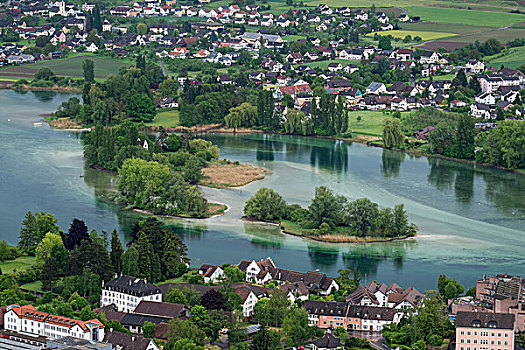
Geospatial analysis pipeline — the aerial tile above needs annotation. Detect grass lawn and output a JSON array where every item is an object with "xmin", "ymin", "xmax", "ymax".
[
  {"xmin": 485, "ymin": 46, "xmax": 525, "ymax": 69},
  {"xmin": 418, "ymin": 73, "xmax": 456, "ymax": 81},
  {"xmin": 400, "ymin": 22, "xmax": 491, "ymax": 34},
  {"xmin": 146, "ymin": 109, "xmax": 180, "ymax": 128},
  {"xmin": 0, "ymin": 256, "xmax": 36, "ymax": 274},
  {"xmin": 284, "ymin": 35, "xmax": 307, "ymax": 42},
  {"xmin": 348, "ymin": 111, "xmax": 407, "ymax": 136},
  {"xmin": 0, "ymin": 55, "xmax": 132, "ymax": 79},
  {"xmin": 372, "ymin": 30, "xmax": 457, "ymax": 41},
  {"xmin": 21, "ymin": 281, "xmax": 43, "ymax": 292},
  {"xmin": 406, "ymin": 7, "xmax": 525, "ymax": 27},
  {"xmin": 303, "ymin": 59, "xmax": 360, "ymax": 69}
]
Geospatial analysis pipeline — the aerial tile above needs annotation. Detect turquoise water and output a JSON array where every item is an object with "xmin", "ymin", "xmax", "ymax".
[{"xmin": 0, "ymin": 90, "xmax": 523, "ymax": 290}]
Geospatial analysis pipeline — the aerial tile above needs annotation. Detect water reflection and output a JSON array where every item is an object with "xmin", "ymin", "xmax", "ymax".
[
  {"xmin": 342, "ymin": 240, "xmax": 416, "ymax": 276},
  {"xmin": 243, "ymin": 222, "xmax": 284, "ymax": 249},
  {"xmin": 307, "ymin": 244, "xmax": 339, "ymax": 269},
  {"xmin": 310, "ymin": 140, "xmax": 349, "ymax": 175},
  {"xmin": 482, "ymin": 171, "xmax": 525, "ymax": 218},
  {"xmin": 381, "ymin": 149, "xmax": 405, "ymax": 178},
  {"xmin": 32, "ymin": 90, "xmax": 58, "ymax": 102}
]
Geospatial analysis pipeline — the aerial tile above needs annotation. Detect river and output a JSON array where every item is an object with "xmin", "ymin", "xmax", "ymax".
[{"xmin": 0, "ymin": 90, "xmax": 524, "ymax": 290}]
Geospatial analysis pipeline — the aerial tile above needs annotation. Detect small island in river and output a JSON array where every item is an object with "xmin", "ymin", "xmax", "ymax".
[{"xmin": 243, "ymin": 187, "xmax": 417, "ymax": 244}]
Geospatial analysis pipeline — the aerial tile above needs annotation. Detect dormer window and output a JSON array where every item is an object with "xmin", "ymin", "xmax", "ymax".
[
  {"xmin": 488, "ymin": 321, "xmax": 497, "ymax": 328},
  {"xmin": 472, "ymin": 320, "xmax": 481, "ymax": 328}
]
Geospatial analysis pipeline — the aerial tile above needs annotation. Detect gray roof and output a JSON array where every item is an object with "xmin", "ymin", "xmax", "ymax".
[
  {"xmin": 103, "ymin": 275, "xmax": 160, "ymax": 297},
  {"xmin": 367, "ymin": 82, "xmax": 384, "ymax": 91},
  {"xmin": 456, "ymin": 312, "xmax": 515, "ymax": 330}
]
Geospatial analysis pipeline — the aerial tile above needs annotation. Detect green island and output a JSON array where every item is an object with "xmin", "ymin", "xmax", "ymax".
[{"xmin": 244, "ymin": 187, "xmax": 417, "ymax": 243}]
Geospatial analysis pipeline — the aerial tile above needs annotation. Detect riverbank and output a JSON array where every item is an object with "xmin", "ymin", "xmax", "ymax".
[
  {"xmin": 133, "ymin": 202, "xmax": 228, "ymax": 219},
  {"xmin": 243, "ymin": 217, "xmax": 416, "ymax": 245},
  {"xmin": 0, "ymin": 83, "xmax": 82, "ymax": 93}
]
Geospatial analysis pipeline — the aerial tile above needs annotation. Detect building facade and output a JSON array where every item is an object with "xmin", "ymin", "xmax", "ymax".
[
  {"xmin": 101, "ymin": 275, "xmax": 162, "ymax": 313},
  {"xmin": 455, "ymin": 311, "xmax": 515, "ymax": 350}
]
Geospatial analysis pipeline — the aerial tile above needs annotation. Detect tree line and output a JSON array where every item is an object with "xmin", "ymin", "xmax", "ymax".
[{"xmin": 244, "ymin": 187, "xmax": 417, "ymax": 238}]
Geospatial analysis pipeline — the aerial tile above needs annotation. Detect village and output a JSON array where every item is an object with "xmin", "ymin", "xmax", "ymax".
[{"xmin": 0, "ymin": 253, "xmax": 522, "ymax": 350}]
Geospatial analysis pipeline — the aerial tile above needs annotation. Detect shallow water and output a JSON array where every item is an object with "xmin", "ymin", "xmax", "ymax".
[{"xmin": 0, "ymin": 90, "xmax": 523, "ymax": 290}]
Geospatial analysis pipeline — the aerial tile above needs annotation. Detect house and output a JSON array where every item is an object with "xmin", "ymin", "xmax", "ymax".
[
  {"xmin": 466, "ymin": 59, "xmax": 485, "ymax": 73},
  {"xmin": 470, "ymin": 103, "xmax": 492, "ymax": 119},
  {"xmin": 311, "ymin": 330, "xmax": 343, "ymax": 350},
  {"xmin": 198, "ymin": 264, "xmax": 225, "ymax": 282},
  {"xmin": 235, "ymin": 287, "xmax": 259, "ymax": 317},
  {"xmin": 475, "ymin": 92, "xmax": 497, "ymax": 105},
  {"xmin": 286, "ymin": 52, "xmax": 303, "ymax": 64},
  {"xmin": 327, "ymin": 62, "xmax": 342, "ymax": 72},
  {"xmin": 325, "ymin": 79, "xmax": 353, "ymax": 93},
  {"xmin": 380, "ymin": 23, "xmax": 394, "ymax": 31},
  {"xmin": 396, "ymin": 48, "xmax": 413, "ymax": 61},
  {"xmin": 279, "ymin": 281, "xmax": 310, "ymax": 302},
  {"xmin": 120, "ymin": 301, "xmax": 190, "ymax": 333},
  {"xmin": 104, "ymin": 331, "xmax": 160, "ymax": 350},
  {"xmin": 238, "ymin": 257, "xmax": 276, "ymax": 284},
  {"xmin": 4, "ymin": 304, "xmax": 105, "ymax": 341},
  {"xmin": 157, "ymin": 97, "xmax": 178, "ymax": 108},
  {"xmin": 46, "ymin": 336, "xmax": 112, "ymax": 350},
  {"xmin": 338, "ymin": 48, "xmax": 364, "ymax": 60},
  {"xmin": 450, "ymin": 100, "xmax": 468, "ymax": 108},
  {"xmin": 455, "ymin": 312, "xmax": 515, "ymax": 350},
  {"xmin": 101, "ymin": 275, "xmax": 162, "ymax": 313},
  {"xmin": 274, "ymin": 84, "xmax": 313, "ymax": 100},
  {"xmin": 366, "ymin": 82, "xmax": 387, "ymax": 95},
  {"xmin": 419, "ymin": 50, "xmax": 440, "ymax": 64},
  {"xmin": 304, "ymin": 51, "xmax": 319, "ymax": 61},
  {"xmin": 354, "ymin": 9, "xmax": 368, "ymax": 20}
]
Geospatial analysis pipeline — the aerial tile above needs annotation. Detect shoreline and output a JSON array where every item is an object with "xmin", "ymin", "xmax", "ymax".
[
  {"xmin": 0, "ymin": 84, "xmax": 82, "ymax": 93},
  {"xmin": 242, "ymin": 217, "xmax": 417, "ymax": 245}
]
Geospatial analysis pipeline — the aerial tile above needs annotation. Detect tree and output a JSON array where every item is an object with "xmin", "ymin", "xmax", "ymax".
[
  {"xmin": 110, "ymin": 230, "xmax": 124, "ymax": 274},
  {"xmin": 18, "ymin": 211, "xmax": 60, "ymax": 255},
  {"xmin": 83, "ymin": 59, "xmax": 95, "ymax": 83},
  {"xmin": 35, "ymin": 67, "xmax": 56, "ymax": 81},
  {"xmin": 308, "ymin": 186, "xmax": 345, "ymax": 228},
  {"xmin": 41, "ymin": 256, "xmax": 59, "ymax": 291},
  {"xmin": 282, "ymin": 308, "xmax": 310, "ymax": 346},
  {"xmin": 136, "ymin": 233, "xmax": 153, "ymax": 279},
  {"xmin": 382, "ymin": 118, "xmax": 404, "ymax": 148},
  {"xmin": 201, "ymin": 289, "xmax": 226, "ymax": 310},
  {"xmin": 256, "ymin": 90, "xmax": 276, "ymax": 128},
  {"xmin": 64, "ymin": 218, "xmax": 91, "ymax": 251},
  {"xmin": 35, "ymin": 232, "xmax": 64, "ymax": 265},
  {"xmin": 190, "ymin": 305, "xmax": 208, "ymax": 328},
  {"xmin": 68, "ymin": 240, "xmax": 113, "ymax": 282},
  {"xmin": 453, "ymin": 69, "xmax": 468, "ymax": 87},
  {"xmin": 250, "ymin": 326, "xmax": 280, "ymax": 350},
  {"xmin": 122, "ymin": 245, "xmax": 140, "ymax": 276},
  {"xmin": 344, "ymin": 198, "xmax": 379, "ymax": 237},
  {"xmin": 142, "ymin": 321, "xmax": 156, "ymax": 338},
  {"xmin": 158, "ymin": 79, "xmax": 179, "ymax": 97},
  {"xmin": 224, "ymin": 102, "xmax": 257, "ymax": 131},
  {"xmin": 166, "ymin": 320, "xmax": 206, "ymax": 348},
  {"xmin": 170, "ymin": 339, "xmax": 204, "ymax": 350},
  {"xmin": 163, "ymin": 229, "xmax": 188, "ymax": 279},
  {"xmin": 244, "ymin": 188, "xmax": 288, "ymax": 221},
  {"xmin": 410, "ymin": 291, "xmax": 453, "ymax": 343},
  {"xmin": 126, "ymin": 93, "xmax": 156, "ymax": 122},
  {"xmin": 453, "ymin": 114, "xmax": 475, "ymax": 159},
  {"xmin": 166, "ymin": 287, "xmax": 188, "ymax": 305}
]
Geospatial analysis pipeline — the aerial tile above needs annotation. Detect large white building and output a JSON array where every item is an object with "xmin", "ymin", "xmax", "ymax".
[
  {"xmin": 101, "ymin": 275, "xmax": 162, "ymax": 313},
  {"xmin": 4, "ymin": 304, "xmax": 105, "ymax": 341}
]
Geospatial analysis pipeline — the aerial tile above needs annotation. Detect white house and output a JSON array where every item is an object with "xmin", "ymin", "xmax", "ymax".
[
  {"xmin": 4, "ymin": 304, "xmax": 105, "ymax": 341},
  {"xmin": 101, "ymin": 275, "xmax": 162, "ymax": 313},
  {"xmin": 236, "ymin": 288, "xmax": 259, "ymax": 316},
  {"xmin": 198, "ymin": 264, "xmax": 224, "ymax": 283}
]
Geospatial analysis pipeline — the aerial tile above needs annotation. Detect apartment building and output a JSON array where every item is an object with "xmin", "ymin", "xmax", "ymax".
[
  {"xmin": 101, "ymin": 275, "xmax": 162, "ymax": 313},
  {"xmin": 4, "ymin": 304, "xmax": 104, "ymax": 341},
  {"xmin": 455, "ymin": 311, "xmax": 515, "ymax": 350}
]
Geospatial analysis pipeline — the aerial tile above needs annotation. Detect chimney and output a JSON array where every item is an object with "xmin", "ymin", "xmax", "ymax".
[
  {"xmin": 131, "ymin": 336, "xmax": 135, "ymax": 341},
  {"xmin": 144, "ymin": 278, "xmax": 147, "ymax": 284},
  {"xmin": 114, "ymin": 273, "xmax": 118, "ymax": 279}
]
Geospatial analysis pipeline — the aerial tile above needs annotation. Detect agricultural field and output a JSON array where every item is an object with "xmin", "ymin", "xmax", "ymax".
[
  {"xmin": 485, "ymin": 46, "xmax": 525, "ymax": 69},
  {"xmin": 0, "ymin": 55, "xmax": 132, "ymax": 79},
  {"xmin": 284, "ymin": 35, "xmax": 307, "ymax": 42},
  {"xmin": 373, "ymin": 30, "xmax": 457, "ymax": 41},
  {"xmin": 400, "ymin": 22, "xmax": 491, "ymax": 35},
  {"xmin": 406, "ymin": 6, "xmax": 525, "ymax": 27}
]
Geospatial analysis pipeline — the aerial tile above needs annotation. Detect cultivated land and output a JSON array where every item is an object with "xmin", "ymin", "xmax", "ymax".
[
  {"xmin": 0, "ymin": 55, "xmax": 132, "ymax": 79},
  {"xmin": 372, "ymin": 30, "xmax": 457, "ymax": 41},
  {"xmin": 406, "ymin": 6, "xmax": 525, "ymax": 26},
  {"xmin": 485, "ymin": 46, "xmax": 525, "ymax": 69}
]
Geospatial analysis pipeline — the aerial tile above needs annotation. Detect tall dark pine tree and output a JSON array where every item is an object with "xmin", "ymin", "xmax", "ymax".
[
  {"xmin": 92, "ymin": 5, "xmax": 102, "ymax": 32},
  {"xmin": 85, "ymin": 10, "xmax": 93, "ymax": 32},
  {"xmin": 41, "ymin": 257, "xmax": 59, "ymax": 291},
  {"xmin": 110, "ymin": 230, "xmax": 124, "ymax": 274},
  {"xmin": 136, "ymin": 233, "xmax": 152, "ymax": 279},
  {"xmin": 64, "ymin": 218, "xmax": 91, "ymax": 251},
  {"xmin": 18, "ymin": 211, "xmax": 37, "ymax": 255},
  {"xmin": 136, "ymin": 55, "xmax": 146, "ymax": 73}
]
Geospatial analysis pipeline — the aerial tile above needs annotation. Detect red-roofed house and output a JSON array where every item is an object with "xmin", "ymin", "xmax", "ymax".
[{"xmin": 4, "ymin": 304, "xmax": 105, "ymax": 341}]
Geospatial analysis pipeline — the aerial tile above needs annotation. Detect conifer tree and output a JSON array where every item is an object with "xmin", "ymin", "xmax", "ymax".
[
  {"xmin": 136, "ymin": 233, "xmax": 152, "ymax": 279},
  {"xmin": 122, "ymin": 245, "xmax": 139, "ymax": 276},
  {"xmin": 110, "ymin": 230, "xmax": 124, "ymax": 274}
]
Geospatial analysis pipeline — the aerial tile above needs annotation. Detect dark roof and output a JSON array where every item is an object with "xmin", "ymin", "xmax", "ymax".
[
  {"xmin": 103, "ymin": 331, "xmax": 155, "ymax": 350},
  {"xmin": 104, "ymin": 275, "xmax": 161, "ymax": 297},
  {"xmin": 312, "ymin": 331, "xmax": 342, "ymax": 349},
  {"xmin": 158, "ymin": 282, "xmax": 219, "ymax": 297},
  {"xmin": 304, "ymin": 300, "xmax": 347, "ymax": 316},
  {"xmin": 133, "ymin": 301, "xmax": 189, "ymax": 319},
  {"xmin": 347, "ymin": 305, "xmax": 396, "ymax": 321},
  {"xmin": 455, "ymin": 312, "xmax": 515, "ymax": 330},
  {"xmin": 121, "ymin": 313, "xmax": 169, "ymax": 327}
]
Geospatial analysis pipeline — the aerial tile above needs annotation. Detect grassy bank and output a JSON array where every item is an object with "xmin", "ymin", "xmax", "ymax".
[
  {"xmin": 281, "ymin": 221, "xmax": 414, "ymax": 244},
  {"xmin": 0, "ymin": 256, "xmax": 36, "ymax": 274}
]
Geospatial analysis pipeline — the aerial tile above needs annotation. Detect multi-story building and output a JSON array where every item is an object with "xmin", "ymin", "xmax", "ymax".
[
  {"xmin": 4, "ymin": 304, "xmax": 105, "ymax": 341},
  {"xmin": 101, "ymin": 275, "xmax": 162, "ymax": 313},
  {"xmin": 455, "ymin": 311, "xmax": 515, "ymax": 350}
]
